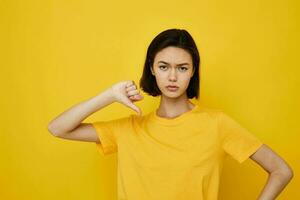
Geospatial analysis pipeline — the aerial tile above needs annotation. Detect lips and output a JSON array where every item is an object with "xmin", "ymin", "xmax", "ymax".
[
  {"xmin": 166, "ymin": 85, "xmax": 179, "ymax": 88},
  {"xmin": 166, "ymin": 85, "xmax": 179, "ymax": 91}
]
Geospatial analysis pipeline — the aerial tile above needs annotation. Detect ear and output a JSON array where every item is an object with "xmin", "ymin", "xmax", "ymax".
[
  {"xmin": 150, "ymin": 66, "xmax": 155, "ymax": 76},
  {"xmin": 191, "ymin": 67, "xmax": 195, "ymax": 77}
]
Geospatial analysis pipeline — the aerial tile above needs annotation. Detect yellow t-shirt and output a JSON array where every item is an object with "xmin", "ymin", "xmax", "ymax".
[{"xmin": 92, "ymin": 104, "xmax": 263, "ymax": 200}]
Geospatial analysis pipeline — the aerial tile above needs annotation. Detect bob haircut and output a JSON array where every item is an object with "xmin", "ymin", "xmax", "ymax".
[{"xmin": 139, "ymin": 28, "xmax": 201, "ymax": 99}]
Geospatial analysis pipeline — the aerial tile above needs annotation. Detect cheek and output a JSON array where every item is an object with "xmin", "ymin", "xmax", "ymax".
[
  {"xmin": 180, "ymin": 76, "xmax": 192, "ymax": 87},
  {"xmin": 155, "ymin": 73, "xmax": 167, "ymax": 83},
  {"xmin": 153, "ymin": 75, "xmax": 164, "ymax": 88}
]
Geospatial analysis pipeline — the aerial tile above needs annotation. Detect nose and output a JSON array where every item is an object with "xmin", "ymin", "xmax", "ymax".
[{"xmin": 168, "ymin": 68, "xmax": 177, "ymax": 82}]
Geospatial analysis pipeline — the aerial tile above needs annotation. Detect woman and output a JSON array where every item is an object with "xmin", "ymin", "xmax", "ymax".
[{"xmin": 48, "ymin": 28, "xmax": 293, "ymax": 200}]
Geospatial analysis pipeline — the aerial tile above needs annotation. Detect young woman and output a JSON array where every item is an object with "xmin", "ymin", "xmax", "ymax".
[{"xmin": 48, "ymin": 28, "xmax": 293, "ymax": 200}]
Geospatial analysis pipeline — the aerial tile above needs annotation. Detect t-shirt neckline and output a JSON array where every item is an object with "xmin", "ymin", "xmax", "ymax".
[{"xmin": 150, "ymin": 104, "xmax": 199, "ymax": 126}]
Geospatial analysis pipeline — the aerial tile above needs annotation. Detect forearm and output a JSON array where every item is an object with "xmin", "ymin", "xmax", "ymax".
[
  {"xmin": 48, "ymin": 88, "xmax": 115, "ymax": 135},
  {"xmin": 257, "ymin": 170, "xmax": 293, "ymax": 200}
]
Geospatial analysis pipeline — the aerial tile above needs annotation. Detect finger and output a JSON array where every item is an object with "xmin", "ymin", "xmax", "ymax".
[
  {"xmin": 126, "ymin": 80, "xmax": 134, "ymax": 87},
  {"xmin": 131, "ymin": 103, "xmax": 142, "ymax": 115},
  {"xmin": 126, "ymin": 85, "xmax": 136, "ymax": 91},
  {"xmin": 127, "ymin": 90, "xmax": 139, "ymax": 97},
  {"xmin": 129, "ymin": 94, "xmax": 144, "ymax": 101},
  {"xmin": 119, "ymin": 94, "xmax": 141, "ymax": 114},
  {"xmin": 136, "ymin": 94, "xmax": 144, "ymax": 99},
  {"xmin": 128, "ymin": 93, "xmax": 143, "ymax": 102},
  {"xmin": 134, "ymin": 105, "xmax": 142, "ymax": 116},
  {"xmin": 129, "ymin": 95, "xmax": 144, "ymax": 104}
]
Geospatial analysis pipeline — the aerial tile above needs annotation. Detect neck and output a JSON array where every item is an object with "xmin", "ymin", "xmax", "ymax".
[{"xmin": 156, "ymin": 94, "xmax": 195, "ymax": 119}]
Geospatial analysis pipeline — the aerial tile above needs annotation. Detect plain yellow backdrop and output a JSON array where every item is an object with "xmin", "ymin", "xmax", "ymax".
[{"xmin": 1, "ymin": 0, "xmax": 299, "ymax": 199}]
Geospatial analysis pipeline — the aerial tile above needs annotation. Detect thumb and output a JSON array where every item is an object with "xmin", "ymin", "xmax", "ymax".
[{"xmin": 119, "ymin": 94, "xmax": 142, "ymax": 115}]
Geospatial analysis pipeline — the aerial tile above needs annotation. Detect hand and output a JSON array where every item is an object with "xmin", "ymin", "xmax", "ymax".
[{"xmin": 110, "ymin": 80, "xmax": 144, "ymax": 116}]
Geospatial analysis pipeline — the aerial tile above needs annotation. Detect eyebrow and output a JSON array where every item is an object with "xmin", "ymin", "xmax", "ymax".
[{"xmin": 157, "ymin": 61, "xmax": 190, "ymax": 66}]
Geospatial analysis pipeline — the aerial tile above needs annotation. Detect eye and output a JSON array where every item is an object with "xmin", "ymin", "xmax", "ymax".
[
  {"xmin": 158, "ymin": 65, "xmax": 167, "ymax": 70},
  {"xmin": 179, "ymin": 67, "xmax": 188, "ymax": 71}
]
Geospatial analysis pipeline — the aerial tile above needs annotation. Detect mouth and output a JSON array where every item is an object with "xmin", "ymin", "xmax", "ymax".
[{"xmin": 166, "ymin": 85, "xmax": 179, "ymax": 91}]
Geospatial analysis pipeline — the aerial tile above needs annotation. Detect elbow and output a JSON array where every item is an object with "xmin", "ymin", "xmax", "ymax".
[
  {"xmin": 47, "ymin": 123, "xmax": 61, "ymax": 137},
  {"xmin": 273, "ymin": 165, "xmax": 294, "ymax": 183},
  {"xmin": 283, "ymin": 169, "xmax": 294, "ymax": 184},
  {"xmin": 282, "ymin": 163, "xmax": 294, "ymax": 181},
  {"xmin": 285, "ymin": 167, "xmax": 294, "ymax": 181}
]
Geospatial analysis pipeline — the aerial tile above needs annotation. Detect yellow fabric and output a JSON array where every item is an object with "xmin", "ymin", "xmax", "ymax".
[{"xmin": 92, "ymin": 104, "xmax": 264, "ymax": 200}]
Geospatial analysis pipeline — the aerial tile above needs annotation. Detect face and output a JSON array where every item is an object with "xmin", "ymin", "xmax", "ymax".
[{"xmin": 151, "ymin": 46, "xmax": 195, "ymax": 98}]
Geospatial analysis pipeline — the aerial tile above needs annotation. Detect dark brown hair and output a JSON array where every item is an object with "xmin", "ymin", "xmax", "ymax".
[{"xmin": 139, "ymin": 28, "xmax": 200, "ymax": 99}]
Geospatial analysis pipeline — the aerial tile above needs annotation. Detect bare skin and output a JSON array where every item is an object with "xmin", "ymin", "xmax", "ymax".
[
  {"xmin": 150, "ymin": 47, "xmax": 293, "ymax": 199},
  {"xmin": 151, "ymin": 46, "xmax": 196, "ymax": 119},
  {"xmin": 48, "ymin": 46, "xmax": 293, "ymax": 199},
  {"xmin": 47, "ymin": 80, "xmax": 144, "ymax": 143},
  {"xmin": 250, "ymin": 144, "xmax": 293, "ymax": 199}
]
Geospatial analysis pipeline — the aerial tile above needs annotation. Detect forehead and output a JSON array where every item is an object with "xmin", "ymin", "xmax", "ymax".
[{"xmin": 154, "ymin": 46, "xmax": 192, "ymax": 64}]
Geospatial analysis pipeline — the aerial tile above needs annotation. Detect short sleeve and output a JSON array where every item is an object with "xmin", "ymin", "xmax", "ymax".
[
  {"xmin": 218, "ymin": 111, "xmax": 264, "ymax": 163},
  {"xmin": 91, "ymin": 115, "xmax": 132, "ymax": 156}
]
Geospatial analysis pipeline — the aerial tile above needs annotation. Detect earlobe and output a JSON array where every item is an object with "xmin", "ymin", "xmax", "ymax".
[
  {"xmin": 151, "ymin": 67, "xmax": 155, "ymax": 76},
  {"xmin": 190, "ymin": 71, "xmax": 194, "ymax": 78}
]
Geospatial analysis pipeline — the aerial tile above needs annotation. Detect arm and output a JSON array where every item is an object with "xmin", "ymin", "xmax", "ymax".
[
  {"xmin": 250, "ymin": 144, "xmax": 294, "ymax": 200},
  {"xmin": 47, "ymin": 80, "xmax": 143, "ymax": 142},
  {"xmin": 47, "ymin": 87, "xmax": 115, "ymax": 141}
]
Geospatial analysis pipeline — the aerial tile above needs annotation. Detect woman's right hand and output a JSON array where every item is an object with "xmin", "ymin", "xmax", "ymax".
[{"xmin": 110, "ymin": 80, "xmax": 144, "ymax": 116}]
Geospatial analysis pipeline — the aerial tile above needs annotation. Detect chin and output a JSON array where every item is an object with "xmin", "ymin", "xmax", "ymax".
[{"xmin": 162, "ymin": 90, "xmax": 184, "ymax": 98}]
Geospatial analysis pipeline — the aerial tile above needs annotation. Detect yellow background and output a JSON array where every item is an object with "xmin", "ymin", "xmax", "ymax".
[{"xmin": 1, "ymin": 0, "xmax": 299, "ymax": 199}]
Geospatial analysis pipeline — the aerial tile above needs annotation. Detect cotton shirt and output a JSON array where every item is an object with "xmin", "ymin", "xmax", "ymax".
[{"xmin": 92, "ymin": 104, "xmax": 263, "ymax": 200}]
